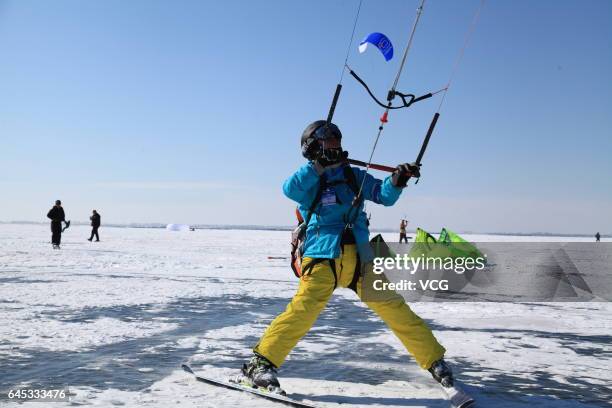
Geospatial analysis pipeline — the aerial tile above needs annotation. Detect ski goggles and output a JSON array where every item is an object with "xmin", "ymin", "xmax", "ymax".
[{"xmin": 313, "ymin": 125, "xmax": 341, "ymax": 141}]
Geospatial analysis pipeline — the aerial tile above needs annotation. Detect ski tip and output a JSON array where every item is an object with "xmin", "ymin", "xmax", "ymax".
[
  {"xmin": 181, "ymin": 364, "xmax": 195, "ymax": 374},
  {"xmin": 454, "ymin": 400, "xmax": 475, "ymax": 408},
  {"xmin": 443, "ymin": 384, "xmax": 475, "ymax": 408}
]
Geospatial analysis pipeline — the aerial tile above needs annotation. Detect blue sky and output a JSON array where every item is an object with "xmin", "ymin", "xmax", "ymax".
[{"xmin": 0, "ymin": 0, "xmax": 610, "ymax": 234}]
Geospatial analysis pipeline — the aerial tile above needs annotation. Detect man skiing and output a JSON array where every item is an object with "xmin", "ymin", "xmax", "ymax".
[
  {"xmin": 47, "ymin": 200, "xmax": 68, "ymax": 249},
  {"xmin": 88, "ymin": 210, "xmax": 101, "ymax": 242},
  {"xmin": 240, "ymin": 120, "xmax": 453, "ymax": 393}
]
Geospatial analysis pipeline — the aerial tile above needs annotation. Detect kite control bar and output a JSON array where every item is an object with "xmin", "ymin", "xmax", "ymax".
[
  {"xmin": 347, "ymin": 112, "xmax": 440, "ymax": 179},
  {"xmin": 415, "ymin": 113, "xmax": 439, "ymax": 166},
  {"xmin": 347, "ymin": 158, "xmax": 395, "ymax": 173}
]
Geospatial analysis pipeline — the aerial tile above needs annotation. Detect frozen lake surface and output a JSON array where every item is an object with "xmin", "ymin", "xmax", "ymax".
[{"xmin": 0, "ymin": 224, "xmax": 610, "ymax": 407}]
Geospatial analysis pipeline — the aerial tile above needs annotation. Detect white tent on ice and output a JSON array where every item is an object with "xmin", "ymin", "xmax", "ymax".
[{"xmin": 165, "ymin": 224, "xmax": 191, "ymax": 232}]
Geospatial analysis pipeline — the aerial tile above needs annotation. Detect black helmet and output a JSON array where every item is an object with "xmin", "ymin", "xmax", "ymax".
[{"xmin": 300, "ymin": 120, "xmax": 342, "ymax": 160}]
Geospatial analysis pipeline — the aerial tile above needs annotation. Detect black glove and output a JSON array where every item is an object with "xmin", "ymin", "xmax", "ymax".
[
  {"xmin": 313, "ymin": 157, "xmax": 345, "ymax": 175},
  {"xmin": 391, "ymin": 162, "xmax": 421, "ymax": 187},
  {"xmin": 312, "ymin": 150, "xmax": 348, "ymax": 175},
  {"xmin": 301, "ymin": 137, "xmax": 321, "ymax": 161}
]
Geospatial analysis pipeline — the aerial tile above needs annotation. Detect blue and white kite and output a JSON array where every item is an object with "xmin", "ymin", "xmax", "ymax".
[{"xmin": 358, "ymin": 32, "xmax": 394, "ymax": 61}]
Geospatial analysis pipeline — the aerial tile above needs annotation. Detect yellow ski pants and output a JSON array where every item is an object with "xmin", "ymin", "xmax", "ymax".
[{"xmin": 254, "ymin": 244, "xmax": 445, "ymax": 369}]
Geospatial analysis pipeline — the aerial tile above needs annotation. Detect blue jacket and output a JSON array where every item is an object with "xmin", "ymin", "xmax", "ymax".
[{"xmin": 283, "ymin": 162, "xmax": 402, "ymax": 261}]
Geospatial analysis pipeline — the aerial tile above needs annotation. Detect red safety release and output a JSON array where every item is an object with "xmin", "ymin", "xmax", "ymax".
[{"xmin": 380, "ymin": 111, "xmax": 389, "ymax": 123}]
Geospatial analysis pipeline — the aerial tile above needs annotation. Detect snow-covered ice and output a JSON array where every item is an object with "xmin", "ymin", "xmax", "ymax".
[{"xmin": 0, "ymin": 224, "xmax": 610, "ymax": 407}]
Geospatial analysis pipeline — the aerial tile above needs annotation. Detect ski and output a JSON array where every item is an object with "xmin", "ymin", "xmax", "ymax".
[
  {"xmin": 181, "ymin": 364, "xmax": 318, "ymax": 408},
  {"xmin": 182, "ymin": 364, "xmax": 472, "ymax": 408},
  {"xmin": 442, "ymin": 384, "xmax": 475, "ymax": 408}
]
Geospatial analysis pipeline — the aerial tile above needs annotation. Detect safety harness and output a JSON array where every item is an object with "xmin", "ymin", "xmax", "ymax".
[{"xmin": 290, "ymin": 165, "xmax": 362, "ymax": 291}]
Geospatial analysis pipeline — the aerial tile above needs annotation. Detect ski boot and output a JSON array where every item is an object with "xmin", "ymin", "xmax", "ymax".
[
  {"xmin": 429, "ymin": 359, "xmax": 474, "ymax": 408},
  {"xmin": 429, "ymin": 358, "xmax": 454, "ymax": 387},
  {"xmin": 235, "ymin": 354, "xmax": 285, "ymax": 395}
]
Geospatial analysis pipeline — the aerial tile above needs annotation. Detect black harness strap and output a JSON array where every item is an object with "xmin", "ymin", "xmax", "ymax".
[
  {"xmin": 304, "ymin": 174, "xmax": 327, "ymax": 227},
  {"xmin": 301, "ymin": 258, "xmax": 324, "ymax": 277},
  {"xmin": 341, "ymin": 166, "xmax": 365, "ymax": 291},
  {"xmin": 342, "ymin": 165, "xmax": 363, "ymax": 227},
  {"xmin": 301, "ymin": 258, "xmax": 338, "ymax": 290},
  {"xmin": 329, "ymin": 259, "xmax": 338, "ymax": 289},
  {"xmin": 342, "ymin": 165, "xmax": 361, "ymax": 197},
  {"xmin": 348, "ymin": 253, "xmax": 361, "ymax": 293}
]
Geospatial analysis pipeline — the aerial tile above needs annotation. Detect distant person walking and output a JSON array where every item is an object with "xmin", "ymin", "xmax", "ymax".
[
  {"xmin": 595, "ymin": 232, "xmax": 601, "ymax": 242},
  {"xmin": 47, "ymin": 200, "xmax": 68, "ymax": 249},
  {"xmin": 88, "ymin": 210, "xmax": 101, "ymax": 242},
  {"xmin": 399, "ymin": 219, "xmax": 409, "ymax": 243}
]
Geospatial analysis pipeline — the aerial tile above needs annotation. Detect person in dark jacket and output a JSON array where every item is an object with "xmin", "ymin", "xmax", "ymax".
[
  {"xmin": 47, "ymin": 200, "xmax": 67, "ymax": 248},
  {"xmin": 399, "ymin": 219, "xmax": 409, "ymax": 243},
  {"xmin": 88, "ymin": 210, "xmax": 101, "ymax": 242}
]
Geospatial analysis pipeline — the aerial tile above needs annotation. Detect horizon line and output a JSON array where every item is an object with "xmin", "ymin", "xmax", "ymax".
[{"xmin": 0, "ymin": 220, "xmax": 608, "ymax": 238}]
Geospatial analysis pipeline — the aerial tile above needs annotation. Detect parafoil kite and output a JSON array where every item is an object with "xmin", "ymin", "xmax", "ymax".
[{"xmin": 358, "ymin": 32, "xmax": 394, "ymax": 61}]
